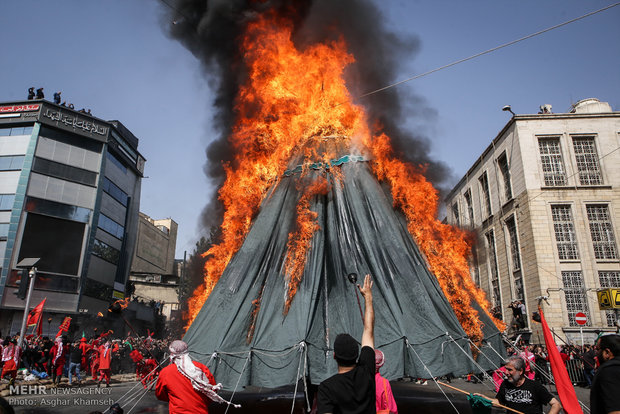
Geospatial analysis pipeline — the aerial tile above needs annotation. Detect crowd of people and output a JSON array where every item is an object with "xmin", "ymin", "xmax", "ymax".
[
  {"xmin": 0, "ymin": 331, "xmax": 169, "ymax": 388},
  {"xmin": 26, "ymin": 86, "xmax": 91, "ymax": 114},
  {"xmin": 2, "ymin": 281, "xmax": 619, "ymax": 414}
]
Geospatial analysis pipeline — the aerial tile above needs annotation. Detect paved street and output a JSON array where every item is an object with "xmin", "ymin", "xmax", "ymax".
[{"xmin": 4, "ymin": 377, "xmax": 592, "ymax": 413}]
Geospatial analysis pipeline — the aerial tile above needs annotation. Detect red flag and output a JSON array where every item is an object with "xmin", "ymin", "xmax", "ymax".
[
  {"xmin": 538, "ymin": 306, "xmax": 583, "ymax": 414},
  {"xmin": 27, "ymin": 298, "xmax": 46, "ymax": 327},
  {"xmin": 56, "ymin": 316, "xmax": 72, "ymax": 338}
]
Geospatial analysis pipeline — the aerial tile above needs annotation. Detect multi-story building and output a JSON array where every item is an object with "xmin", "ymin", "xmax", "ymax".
[
  {"xmin": 129, "ymin": 213, "xmax": 179, "ymax": 321},
  {"xmin": 0, "ymin": 100, "xmax": 145, "ymax": 336},
  {"xmin": 445, "ymin": 98, "xmax": 620, "ymax": 344}
]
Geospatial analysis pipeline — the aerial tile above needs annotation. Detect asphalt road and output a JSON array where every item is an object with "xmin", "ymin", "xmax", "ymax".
[{"xmin": 4, "ymin": 378, "xmax": 592, "ymax": 414}]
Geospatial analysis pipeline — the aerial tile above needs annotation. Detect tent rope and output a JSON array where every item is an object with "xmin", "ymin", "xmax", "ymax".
[
  {"xmin": 499, "ymin": 337, "xmax": 555, "ymax": 385},
  {"xmin": 405, "ymin": 338, "xmax": 460, "ymax": 414},
  {"xmin": 290, "ymin": 341, "xmax": 306, "ymax": 414},
  {"xmin": 446, "ymin": 335, "xmax": 495, "ymax": 391},
  {"xmin": 224, "ymin": 351, "xmax": 251, "ymax": 414},
  {"xmin": 468, "ymin": 339, "xmax": 502, "ymax": 372},
  {"xmin": 102, "ymin": 354, "xmax": 170, "ymax": 414},
  {"xmin": 302, "ymin": 342, "xmax": 310, "ymax": 412}
]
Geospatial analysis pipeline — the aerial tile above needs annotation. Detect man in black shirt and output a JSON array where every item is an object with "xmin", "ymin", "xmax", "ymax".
[
  {"xmin": 590, "ymin": 333, "xmax": 620, "ymax": 414},
  {"xmin": 318, "ymin": 274, "xmax": 375, "ymax": 414},
  {"xmin": 485, "ymin": 356, "xmax": 561, "ymax": 414}
]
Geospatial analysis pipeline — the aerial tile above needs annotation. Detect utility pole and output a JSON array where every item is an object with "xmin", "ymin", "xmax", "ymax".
[{"xmin": 16, "ymin": 258, "xmax": 40, "ymax": 349}]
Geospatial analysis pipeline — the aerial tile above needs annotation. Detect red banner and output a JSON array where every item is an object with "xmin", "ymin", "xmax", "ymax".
[
  {"xmin": 55, "ymin": 316, "xmax": 72, "ymax": 338},
  {"xmin": 538, "ymin": 306, "xmax": 583, "ymax": 414},
  {"xmin": 0, "ymin": 104, "xmax": 40, "ymax": 113},
  {"xmin": 27, "ymin": 298, "xmax": 46, "ymax": 327}
]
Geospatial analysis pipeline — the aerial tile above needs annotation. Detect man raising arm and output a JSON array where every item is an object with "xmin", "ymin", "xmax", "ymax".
[{"xmin": 318, "ymin": 274, "xmax": 376, "ymax": 414}]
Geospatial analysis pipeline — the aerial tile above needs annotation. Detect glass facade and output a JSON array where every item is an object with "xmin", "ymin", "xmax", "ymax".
[{"xmin": 98, "ymin": 213, "xmax": 125, "ymax": 239}]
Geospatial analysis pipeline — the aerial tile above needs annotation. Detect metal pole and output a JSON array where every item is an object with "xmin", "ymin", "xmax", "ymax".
[
  {"xmin": 17, "ymin": 267, "xmax": 36, "ymax": 349},
  {"xmin": 580, "ymin": 326, "xmax": 584, "ymax": 348}
]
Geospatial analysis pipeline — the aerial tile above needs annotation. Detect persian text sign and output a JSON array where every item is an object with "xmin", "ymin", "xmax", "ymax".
[{"xmin": 0, "ymin": 104, "xmax": 40, "ymax": 113}]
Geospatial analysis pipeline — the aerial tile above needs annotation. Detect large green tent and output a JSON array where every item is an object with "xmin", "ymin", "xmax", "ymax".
[{"xmin": 184, "ymin": 142, "xmax": 504, "ymax": 389}]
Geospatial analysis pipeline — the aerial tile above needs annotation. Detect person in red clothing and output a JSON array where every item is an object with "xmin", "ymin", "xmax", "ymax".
[
  {"xmin": 98, "ymin": 340, "xmax": 113, "ymax": 387},
  {"xmin": 1, "ymin": 338, "xmax": 21, "ymax": 385},
  {"xmin": 156, "ymin": 340, "xmax": 240, "ymax": 413},
  {"xmin": 49, "ymin": 336, "xmax": 69, "ymax": 386}
]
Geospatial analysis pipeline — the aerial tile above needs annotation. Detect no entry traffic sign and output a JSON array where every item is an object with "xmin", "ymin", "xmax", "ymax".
[{"xmin": 575, "ymin": 312, "xmax": 588, "ymax": 325}]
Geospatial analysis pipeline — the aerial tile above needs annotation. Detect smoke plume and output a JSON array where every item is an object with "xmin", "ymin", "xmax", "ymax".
[{"xmin": 164, "ymin": 0, "xmax": 451, "ymax": 232}]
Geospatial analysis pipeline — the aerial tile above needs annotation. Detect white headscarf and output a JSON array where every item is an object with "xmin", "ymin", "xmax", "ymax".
[
  {"xmin": 168, "ymin": 340, "xmax": 240, "ymax": 408},
  {"xmin": 54, "ymin": 336, "xmax": 63, "ymax": 364}
]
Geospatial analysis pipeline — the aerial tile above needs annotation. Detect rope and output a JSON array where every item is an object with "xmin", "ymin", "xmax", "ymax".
[
  {"xmin": 102, "ymin": 355, "xmax": 169, "ymax": 414},
  {"xmin": 405, "ymin": 338, "xmax": 460, "ymax": 414},
  {"xmin": 290, "ymin": 342, "xmax": 305, "ymax": 414},
  {"xmin": 224, "ymin": 351, "xmax": 251, "ymax": 414},
  {"xmin": 500, "ymin": 337, "xmax": 555, "ymax": 385},
  {"xmin": 446, "ymin": 335, "xmax": 495, "ymax": 392},
  {"xmin": 468, "ymin": 339, "xmax": 502, "ymax": 372},
  {"xmin": 302, "ymin": 342, "xmax": 310, "ymax": 412},
  {"xmin": 125, "ymin": 376, "xmax": 159, "ymax": 414}
]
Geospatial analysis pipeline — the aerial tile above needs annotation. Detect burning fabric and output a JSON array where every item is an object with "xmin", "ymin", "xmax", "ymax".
[{"xmin": 167, "ymin": 0, "xmax": 505, "ymax": 388}]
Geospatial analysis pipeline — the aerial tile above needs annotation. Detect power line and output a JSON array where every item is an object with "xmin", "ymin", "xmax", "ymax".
[{"xmin": 356, "ymin": 2, "xmax": 620, "ymax": 100}]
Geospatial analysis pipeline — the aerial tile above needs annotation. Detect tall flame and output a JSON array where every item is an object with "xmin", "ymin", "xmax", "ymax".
[{"xmin": 186, "ymin": 11, "xmax": 504, "ymax": 338}]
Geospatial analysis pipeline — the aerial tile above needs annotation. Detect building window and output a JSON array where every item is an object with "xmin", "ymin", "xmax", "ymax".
[
  {"xmin": 539, "ymin": 138, "xmax": 567, "ymax": 186},
  {"xmin": 98, "ymin": 214, "xmax": 125, "ymax": 240},
  {"xmin": 106, "ymin": 151, "xmax": 127, "ymax": 173},
  {"xmin": 0, "ymin": 126, "xmax": 33, "ymax": 136},
  {"xmin": 452, "ymin": 202, "xmax": 460, "ymax": 226},
  {"xmin": 551, "ymin": 205, "xmax": 579, "ymax": 260},
  {"xmin": 464, "ymin": 189, "xmax": 474, "ymax": 226},
  {"xmin": 102, "ymin": 177, "xmax": 129, "ymax": 207},
  {"xmin": 486, "ymin": 230, "xmax": 501, "ymax": 306},
  {"xmin": 92, "ymin": 239, "xmax": 120, "ymax": 265},
  {"xmin": 599, "ymin": 271, "xmax": 620, "ymax": 327},
  {"xmin": 0, "ymin": 155, "xmax": 25, "ymax": 171},
  {"xmin": 562, "ymin": 271, "xmax": 590, "ymax": 327},
  {"xmin": 573, "ymin": 137, "xmax": 602, "ymax": 185},
  {"xmin": 0, "ymin": 194, "xmax": 15, "ymax": 211},
  {"xmin": 586, "ymin": 204, "xmax": 618, "ymax": 260},
  {"xmin": 479, "ymin": 172, "xmax": 492, "ymax": 218},
  {"xmin": 32, "ymin": 157, "xmax": 98, "ymax": 187},
  {"xmin": 497, "ymin": 152, "xmax": 512, "ymax": 201},
  {"xmin": 505, "ymin": 215, "xmax": 521, "ymax": 271},
  {"xmin": 470, "ymin": 247, "xmax": 481, "ymax": 286},
  {"xmin": 0, "ymin": 223, "xmax": 8, "ymax": 239}
]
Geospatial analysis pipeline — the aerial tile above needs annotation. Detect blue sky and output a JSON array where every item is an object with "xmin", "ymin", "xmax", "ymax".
[{"xmin": 1, "ymin": 1, "xmax": 618, "ymax": 258}]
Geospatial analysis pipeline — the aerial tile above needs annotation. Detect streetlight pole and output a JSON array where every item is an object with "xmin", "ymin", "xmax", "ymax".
[{"xmin": 17, "ymin": 267, "xmax": 37, "ymax": 349}]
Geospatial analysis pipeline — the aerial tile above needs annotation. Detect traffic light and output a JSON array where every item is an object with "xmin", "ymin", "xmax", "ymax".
[{"xmin": 14, "ymin": 269, "xmax": 29, "ymax": 300}]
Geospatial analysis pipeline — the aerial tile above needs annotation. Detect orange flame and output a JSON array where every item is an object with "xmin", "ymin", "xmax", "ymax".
[
  {"xmin": 284, "ymin": 174, "xmax": 330, "ymax": 314},
  {"xmin": 186, "ymin": 11, "xmax": 504, "ymax": 339}
]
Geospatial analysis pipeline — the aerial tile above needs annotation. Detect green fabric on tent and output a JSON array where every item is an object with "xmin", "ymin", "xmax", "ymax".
[
  {"xmin": 467, "ymin": 394, "xmax": 493, "ymax": 414},
  {"xmin": 185, "ymin": 141, "xmax": 504, "ymax": 389}
]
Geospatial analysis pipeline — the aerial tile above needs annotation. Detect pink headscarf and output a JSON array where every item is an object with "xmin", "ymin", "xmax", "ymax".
[{"xmin": 375, "ymin": 349, "xmax": 385, "ymax": 372}]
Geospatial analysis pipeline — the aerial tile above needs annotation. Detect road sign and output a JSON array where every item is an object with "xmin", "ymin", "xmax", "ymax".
[
  {"xmin": 575, "ymin": 312, "xmax": 588, "ymax": 325},
  {"xmin": 611, "ymin": 288, "xmax": 620, "ymax": 309},
  {"xmin": 598, "ymin": 289, "xmax": 613, "ymax": 310}
]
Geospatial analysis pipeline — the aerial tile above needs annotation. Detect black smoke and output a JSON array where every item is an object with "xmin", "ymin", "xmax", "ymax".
[{"xmin": 163, "ymin": 0, "xmax": 451, "ymax": 232}]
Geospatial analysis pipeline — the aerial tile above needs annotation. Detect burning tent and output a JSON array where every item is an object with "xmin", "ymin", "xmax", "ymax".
[
  {"xmin": 185, "ymin": 139, "xmax": 504, "ymax": 388},
  {"xmin": 168, "ymin": 0, "xmax": 506, "ymax": 389}
]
